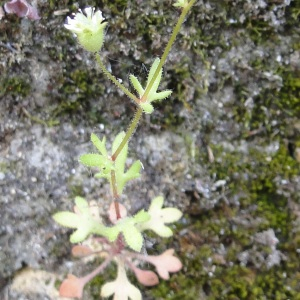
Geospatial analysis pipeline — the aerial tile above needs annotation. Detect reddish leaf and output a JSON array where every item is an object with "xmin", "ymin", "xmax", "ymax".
[
  {"xmin": 72, "ymin": 245, "xmax": 94, "ymax": 257},
  {"xmin": 134, "ymin": 268, "xmax": 159, "ymax": 286},
  {"xmin": 59, "ymin": 274, "xmax": 85, "ymax": 298},
  {"xmin": 145, "ymin": 249, "xmax": 182, "ymax": 280}
]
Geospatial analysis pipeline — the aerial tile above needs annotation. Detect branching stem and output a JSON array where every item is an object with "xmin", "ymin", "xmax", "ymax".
[
  {"xmin": 97, "ymin": 1, "xmax": 196, "ymax": 221},
  {"xmin": 81, "ymin": 255, "xmax": 113, "ymax": 285},
  {"xmin": 110, "ymin": 108, "xmax": 143, "ymax": 220}
]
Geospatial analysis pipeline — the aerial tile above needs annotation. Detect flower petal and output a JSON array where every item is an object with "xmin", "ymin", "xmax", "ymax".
[{"xmin": 64, "ymin": 6, "xmax": 107, "ymax": 52}]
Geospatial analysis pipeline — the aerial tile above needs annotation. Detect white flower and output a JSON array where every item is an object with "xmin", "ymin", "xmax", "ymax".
[
  {"xmin": 137, "ymin": 196, "xmax": 183, "ymax": 237},
  {"xmin": 65, "ymin": 7, "xmax": 107, "ymax": 52},
  {"xmin": 101, "ymin": 260, "xmax": 142, "ymax": 300}
]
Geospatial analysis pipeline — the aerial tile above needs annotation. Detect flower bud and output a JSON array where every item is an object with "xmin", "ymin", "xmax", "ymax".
[{"xmin": 65, "ymin": 7, "xmax": 107, "ymax": 53}]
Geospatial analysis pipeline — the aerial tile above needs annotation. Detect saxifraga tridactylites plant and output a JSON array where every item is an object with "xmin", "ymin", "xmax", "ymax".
[{"xmin": 53, "ymin": 1, "xmax": 196, "ymax": 299}]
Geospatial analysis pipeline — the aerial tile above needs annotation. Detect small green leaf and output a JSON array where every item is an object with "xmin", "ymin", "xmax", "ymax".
[
  {"xmin": 105, "ymin": 215, "xmax": 145, "ymax": 251},
  {"xmin": 146, "ymin": 58, "xmax": 162, "ymax": 92},
  {"xmin": 122, "ymin": 225, "xmax": 143, "ymax": 252},
  {"xmin": 152, "ymin": 226, "xmax": 173, "ymax": 237},
  {"xmin": 53, "ymin": 198, "xmax": 110, "ymax": 243},
  {"xmin": 150, "ymin": 196, "xmax": 164, "ymax": 210},
  {"xmin": 140, "ymin": 102, "xmax": 154, "ymax": 114},
  {"xmin": 149, "ymin": 90, "xmax": 172, "ymax": 102},
  {"xmin": 53, "ymin": 212, "xmax": 80, "ymax": 228},
  {"xmin": 161, "ymin": 207, "xmax": 183, "ymax": 223},
  {"xmin": 79, "ymin": 154, "xmax": 105, "ymax": 167},
  {"xmin": 129, "ymin": 74, "xmax": 144, "ymax": 97},
  {"xmin": 75, "ymin": 196, "xmax": 88, "ymax": 211},
  {"xmin": 125, "ymin": 160, "xmax": 142, "ymax": 181},
  {"xmin": 106, "ymin": 226, "xmax": 120, "ymax": 242},
  {"xmin": 130, "ymin": 58, "xmax": 172, "ymax": 110},
  {"xmin": 81, "ymin": 131, "xmax": 142, "ymax": 195},
  {"xmin": 134, "ymin": 210, "xmax": 150, "ymax": 223},
  {"xmin": 70, "ymin": 226, "xmax": 91, "ymax": 243},
  {"xmin": 112, "ymin": 132, "xmax": 143, "ymax": 194},
  {"xmin": 91, "ymin": 133, "xmax": 107, "ymax": 156}
]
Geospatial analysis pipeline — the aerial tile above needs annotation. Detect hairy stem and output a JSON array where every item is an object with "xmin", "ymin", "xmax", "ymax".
[
  {"xmin": 95, "ymin": 53, "xmax": 139, "ymax": 105},
  {"xmin": 110, "ymin": 108, "xmax": 142, "ymax": 220},
  {"xmin": 110, "ymin": 170, "xmax": 121, "ymax": 219},
  {"xmin": 100, "ymin": 2, "xmax": 196, "ymax": 221},
  {"xmin": 141, "ymin": 0, "xmax": 197, "ymax": 102},
  {"xmin": 112, "ymin": 107, "xmax": 143, "ymax": 160}
]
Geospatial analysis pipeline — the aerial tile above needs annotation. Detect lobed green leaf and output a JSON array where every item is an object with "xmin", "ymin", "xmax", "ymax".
[{"xmin": 79, "ymin": 153, "xmax": 105, "ymax": 167}]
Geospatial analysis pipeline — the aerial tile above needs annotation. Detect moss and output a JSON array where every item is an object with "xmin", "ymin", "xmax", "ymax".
[
  {"xmin": 209, "ymin": 142, "xmax": 298, "ymax": 219},
  {"xmin": 48, "ymin": 0, "xmax": 78, "ymax": 13},
  {"xmin": 284, "ymin": 0, "xmax": 300, "ymax": 28},
  {"xmin": 150, "ymin": 99, "xmax": 185, "ymax": 129},
  {"xmin": 146, "ymin": 140, "xmax": 298, "ymax": 299},
  {"xmin": 100, "ymin": 0, "xmax": 128, "ymax": 15},
  {"xmin": 246, "ymin": 69, "xmax": 300, "ymax": 137},
  {"xmin": 231, "ymin": 43, "xmax": 299, "ymax": 138},
  {"xmin": 1, "ymin": 77, "xmax": 31, "ymax": 98},
  {"xmin": 246, "ymin": 19, "xmax": 278, "ymax": 45},
  {"xmin": 52, "ymin": 68, "xmax": 106, "ymax": 124},
  {"xmin": 149, "ymin": 218, "xmax": 300, "ymax": 299}
]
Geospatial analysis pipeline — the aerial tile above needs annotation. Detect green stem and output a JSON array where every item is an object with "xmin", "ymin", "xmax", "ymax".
[
  {"xmin": 142, "ymin": 0, "xmax": 197, "ymax": 102},
  {"xmin": 95, "ymin": 53, "xmax": 139, "ymax": 105},
  {"xmin": 111, "ymin": 107, "xmax": 143, "ymax": 160},
  {"xmin": 110, "ymin": 107, "xmax": 142, "ymax": 219}
]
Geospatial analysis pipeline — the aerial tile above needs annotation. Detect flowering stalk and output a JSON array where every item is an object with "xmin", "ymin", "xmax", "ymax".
[
  {"xmin": 95, "ymin": 53, "xmax": 139, "ymax": 105},
  {"xmin": 55, "ymin": 2, "xmax": 197, "ymax": 299}
]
